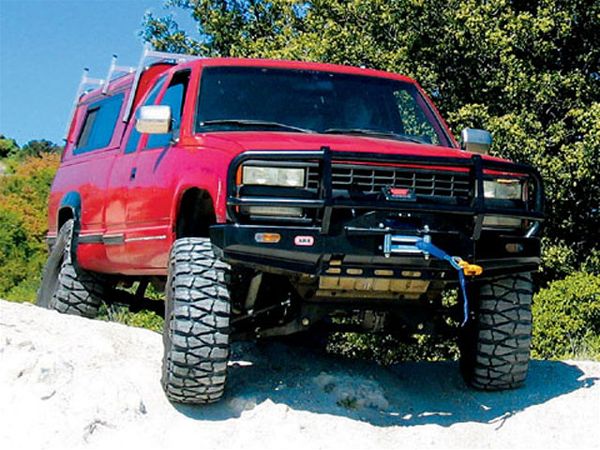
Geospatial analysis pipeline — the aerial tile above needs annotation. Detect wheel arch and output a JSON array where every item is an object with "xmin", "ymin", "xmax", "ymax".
[
  {"xmin": 174, "ymin": 187, "xmax": 217, "ymax": 239},
  {"xmin": 57, "ymin": 191, "xmax": 82, "ymax": 230}
]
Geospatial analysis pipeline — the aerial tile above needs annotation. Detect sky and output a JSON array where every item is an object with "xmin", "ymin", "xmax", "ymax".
[{"xmin": 0, "ymin": 0, "xmax": 195, "ymax": 146}]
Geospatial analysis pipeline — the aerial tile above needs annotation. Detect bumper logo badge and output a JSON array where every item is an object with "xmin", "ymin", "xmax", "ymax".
[{"xmin": 294, "ymin": 235, "xmax": 315, "ymax": 246}]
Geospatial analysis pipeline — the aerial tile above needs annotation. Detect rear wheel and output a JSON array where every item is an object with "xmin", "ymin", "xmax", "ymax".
[
  {"xmin": 459, "ymin": 273, "xmax": 533, "ymax": 390},
  {"xmin": 161, "ymin": 237, "xmax": 231, "ymax": 404},
  {"xmin": 36, "ymin": 219, "xmax": 106, "ymax": 318}
]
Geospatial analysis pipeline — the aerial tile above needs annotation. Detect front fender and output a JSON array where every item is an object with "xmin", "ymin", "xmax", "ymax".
[{"xmin": 170, "ymin": 147, "xmax": 233, "ymax": 226}]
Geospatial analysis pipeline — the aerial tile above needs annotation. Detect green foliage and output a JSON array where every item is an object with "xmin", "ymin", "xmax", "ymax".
[
  {"xmin": 18, "ymin": 139, "xmax": 63, "ymax": 159},
  {"xmin": 0, "ymin": 135, "xmax": 19, "ymax": 159},
  {"xmin": 532, "ymin": 271, "xmax": 600, "ymax": 359},
  {"xmin": 0, "ymin": 137, "xmax": 62, "ymax": 160},
  {"xmin": 4, "ymin": 277, "xmax": 44, "ymax": 303},
  {"xmin": 337, "ymin": 396, "xmax": 359, "ymax": 410},
  {"xmin": 0, "ymin": 153, "xmax": 61, "ymax": 300},
  {"xmin": 98, "ymin": 304, "xmax": 164, "ymax": 333},
  {"xmin": 327, "ymin": 332, "xmax": 459, "ymax": 364}
]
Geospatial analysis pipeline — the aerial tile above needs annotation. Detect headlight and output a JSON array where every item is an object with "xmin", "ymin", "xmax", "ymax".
[
  {"xmin": 241, "ymin": 206, "xmax": 303, "ymax": 217},
  {"xmin": 482, "ymin": 215, "xmax": 523, "ymax": 228},
  {"xmin": 242, "ymin": 166, "xmax": 306, "ymax": 187},
  {"xmin": 483, "ymin": 178, "xmax": 523, "ymax": 200}
]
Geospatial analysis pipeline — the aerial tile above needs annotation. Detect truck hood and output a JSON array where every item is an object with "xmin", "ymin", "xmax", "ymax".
[{"xmin": 188, "ymin": 131, "xmax": 507, "ymax": 164}]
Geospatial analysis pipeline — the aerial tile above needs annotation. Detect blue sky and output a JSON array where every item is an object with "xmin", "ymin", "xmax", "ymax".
[{"xmin": 0, "ymin": 0, "xmax": 195, "ymax": 146}]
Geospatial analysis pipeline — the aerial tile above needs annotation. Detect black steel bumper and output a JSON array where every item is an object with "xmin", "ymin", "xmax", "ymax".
[
  {"xmin": 210, "ymin": 147, "xmax": 544, "ymax": 280},
  {"xmin": 210, "ymin": 224, "xmax": 541, "ymax": 280}
]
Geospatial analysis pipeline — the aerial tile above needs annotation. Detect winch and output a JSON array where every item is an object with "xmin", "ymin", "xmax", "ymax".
[{"xmin": 383, "ymin": 234, "xmax": 483, "ymax": 325}]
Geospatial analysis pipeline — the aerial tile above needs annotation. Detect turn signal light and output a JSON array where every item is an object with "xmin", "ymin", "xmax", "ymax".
[
  {"xmin": 505, "ymin": 243, "xmax": 524, "ymax": 253},
  {"xmin": 255, "ymin": 233, "xmax": 281, "ymax": 244}
]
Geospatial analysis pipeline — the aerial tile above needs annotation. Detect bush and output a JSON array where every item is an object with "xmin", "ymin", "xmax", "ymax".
[
  {"xmin": 0, "ymin": 153, "xmax": 60, "ymax": 300},
  {"xmin": 532, "ymin": 271, "xmax": 600, "ymax": 360},
  {"xmin": 97, "ymin": 304, "xmax": 164, "ymax": 333},
  {"xmin": 327, "ymin": 332, "xmax": 459, "ymax": 365}
]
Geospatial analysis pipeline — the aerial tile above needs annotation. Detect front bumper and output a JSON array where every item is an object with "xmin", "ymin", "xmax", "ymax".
[
  {"xmin": 210, "ymin": 223, "xmax": 541, "ymax": 280},
  {"xmin": 211, "ymin": 147, "xmax": 544, "ymax": 280}
]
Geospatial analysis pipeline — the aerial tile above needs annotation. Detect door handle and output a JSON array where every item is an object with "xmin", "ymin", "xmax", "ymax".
[{"xmin": 130, "ymin": 167, "xmax": 137, "ymax": 181}]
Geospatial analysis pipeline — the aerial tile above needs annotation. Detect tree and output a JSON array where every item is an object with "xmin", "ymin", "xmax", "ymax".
[
  {"xmin": 0, "ymin": 135, "xmax": 19, "ymax": 159},
  {"xmin": 20, "ymin": 139, "xmax": 62, "ymax": 158},
  {"xmin": 0, "ymin": 153, "xmax": 61, "ymax": 299},
  {"xmin": 0, "ymin": 136, "xmax": 62, "ymax": 160},
  {"xmin": 143, "ymin": 0, "xmax": 600, "ymax": 279}
]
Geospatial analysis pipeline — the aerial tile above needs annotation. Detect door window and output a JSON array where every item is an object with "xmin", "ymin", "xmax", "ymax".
[
  {"xmin": 125, "ymin": 75, "xmax": 168, "ymax": 153},
  {"xmin": 146, "ymin": 70, "xmax": 190, "ymax": 149}
]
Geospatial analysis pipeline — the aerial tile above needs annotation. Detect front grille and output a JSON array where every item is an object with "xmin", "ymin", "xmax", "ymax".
[{"xmin": 307, "ymin": 164, "xmax": 472, "ymax": 198}]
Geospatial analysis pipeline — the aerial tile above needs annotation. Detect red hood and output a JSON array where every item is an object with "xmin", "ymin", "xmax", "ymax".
[
  {"xmin": 184, "ymin": 131, "xmax": 507, "ymax": 164},
  {"xmin": 181, "ymin": 131, "xmax": 506, "ymax": 171}
]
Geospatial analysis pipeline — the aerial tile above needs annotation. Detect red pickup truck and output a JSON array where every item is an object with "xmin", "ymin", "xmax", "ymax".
[{"xmin": 38, "ymin": 49, "xmax": 544, "ymax": 405}]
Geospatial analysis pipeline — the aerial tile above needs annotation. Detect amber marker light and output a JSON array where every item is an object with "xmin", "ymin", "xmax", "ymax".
[{"xmin": 255, "ymin": 233, "xmax": 281, "ymax": 244}]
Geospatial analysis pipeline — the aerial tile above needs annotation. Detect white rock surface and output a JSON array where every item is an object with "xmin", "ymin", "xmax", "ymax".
[{"xmin": 0, "ymin": 299, "xmax": 599, "ymax": 450}]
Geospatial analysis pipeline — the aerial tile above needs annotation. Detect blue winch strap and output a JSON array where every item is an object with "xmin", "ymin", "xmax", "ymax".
[
  {"xmin": 457, "ymin": 269, "xmax": 470, "ymax": 327},
  {"xmin": 415, "ymin": 239, "xmax": 470, "ymax": 326}
]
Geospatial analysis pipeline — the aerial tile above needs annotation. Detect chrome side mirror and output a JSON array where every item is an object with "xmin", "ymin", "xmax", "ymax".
[
  {"xmin": 135, "ymin": 105, "xmax": 172, "ymax": 134},
  {"xmin": 461, "ymin": 128, "xmax": 492, "ymax": 154}
]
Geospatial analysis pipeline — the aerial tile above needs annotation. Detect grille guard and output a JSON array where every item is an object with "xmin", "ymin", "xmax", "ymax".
[{"xmin": 227, "ymin": 147, "xmax": 545, "ymax": 236}]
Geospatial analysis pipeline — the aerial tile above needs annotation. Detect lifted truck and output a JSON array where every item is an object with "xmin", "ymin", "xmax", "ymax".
[{"xmin": 38, "ymin": 47, "xmax": 543, "ymax": 404}]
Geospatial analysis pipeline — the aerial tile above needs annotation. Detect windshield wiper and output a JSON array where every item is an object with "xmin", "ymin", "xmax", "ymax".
[
  {"xmin": 200, "ymin": 119, "xmax": 314, "ymax": 134},
  {"xmin": 322, "ymin": 128, "xmax": 426, "ymax": 144}
]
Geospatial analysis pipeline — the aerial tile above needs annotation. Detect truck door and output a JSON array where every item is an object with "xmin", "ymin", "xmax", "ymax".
[
  {"xmin": 104, "ymin": 74, "xmax": 168, "ymax": 269},
  {"xmin": 122, "ymin": 69, "xmax": 192, "ymax": 269}
]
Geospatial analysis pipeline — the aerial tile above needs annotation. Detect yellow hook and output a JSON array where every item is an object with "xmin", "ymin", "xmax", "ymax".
[{"xmin": 458, "ymin": 260, "xmax": 483, "ymax": 276}]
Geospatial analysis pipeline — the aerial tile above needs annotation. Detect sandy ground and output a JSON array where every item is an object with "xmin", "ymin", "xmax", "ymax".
[{"xmin": 0, "ymin": 300, "xmax": 598, "ymax": 450}]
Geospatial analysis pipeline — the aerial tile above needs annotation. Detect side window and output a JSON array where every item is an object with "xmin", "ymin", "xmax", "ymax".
[
  {"xmin": 75, "ymin": 93, "xmax": 124, "ymax": 154},
  {"xmin": 125, "ymin": 75, "xmax": 168, "ymax": 154},
  {"xmin": 146, "ymin": 70, "xmax": 190, "ymax": 149}
]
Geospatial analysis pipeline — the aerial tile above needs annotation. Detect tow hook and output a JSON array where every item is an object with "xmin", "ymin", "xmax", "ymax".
[{"xmin": 384, "ymin": 234, "xmax": 483, "ymax": 326}]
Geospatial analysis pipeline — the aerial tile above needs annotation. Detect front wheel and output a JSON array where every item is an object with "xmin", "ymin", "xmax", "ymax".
[
  {"xmin": 36, "ymin": 219, "xmax": 106, "ymax": 318},
  {"xmin": 161, "ymin": 238, "xmax": 231, "ymax": 404},
  {"xmin": 459, "ymin": 273, "xmax": 533, "ymax": 390}
]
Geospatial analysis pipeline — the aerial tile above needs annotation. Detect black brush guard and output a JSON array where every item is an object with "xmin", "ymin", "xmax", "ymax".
[{"xmin": 210, "ymin": 147, "xmax": 544, "ymax": 279}]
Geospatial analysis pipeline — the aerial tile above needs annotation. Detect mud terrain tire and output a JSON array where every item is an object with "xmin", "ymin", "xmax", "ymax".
[
  {"xmin": 36, "ymin": 219, "xmax": 105, "ymax": 318},
  {"xmin": 162, "ymin": 238, "xmax": 231, "ymax": 404},
  {"xmin": 460, "ymin": 273, "xmax": 533, "ymax": 390}
]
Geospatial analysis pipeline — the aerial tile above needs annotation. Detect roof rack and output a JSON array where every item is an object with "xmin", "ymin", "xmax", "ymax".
[
  {"xmin": 65, "ymin": 45, "xmax": 200, "ymax": 138},
  {"xmin": 64, "ymin": 54, "xmax": 135, "ymax": 138},
  {"xmin": 102, "ymin": 54, "xmax": 136, "ymax": 94},
  {"xmin": 64, "ymin": 68, "xmax": 104, "ymax": 139},
  {"xmin": 121, "ymin": 43, "xmax": 200, "ymax": 123}
]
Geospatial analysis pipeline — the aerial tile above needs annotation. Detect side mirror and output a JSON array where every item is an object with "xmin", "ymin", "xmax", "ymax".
[
  {"xmin": 461, "ymin": 128, "xmax": 492, "ymax": 154},
  {"xmin": 135, "ymin": 105, "xmax": 172, "ymax": 134}
]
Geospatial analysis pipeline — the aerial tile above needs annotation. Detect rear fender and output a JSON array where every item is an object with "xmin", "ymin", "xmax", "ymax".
[{"xmin": 58, "ymin": 192, "xmax": 82, "ymax": 228}]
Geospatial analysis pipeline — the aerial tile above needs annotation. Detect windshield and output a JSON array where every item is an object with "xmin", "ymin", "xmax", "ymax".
[{"xmin": 196, "ymin": 66, "xmax": 452, "ymax": 147}]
